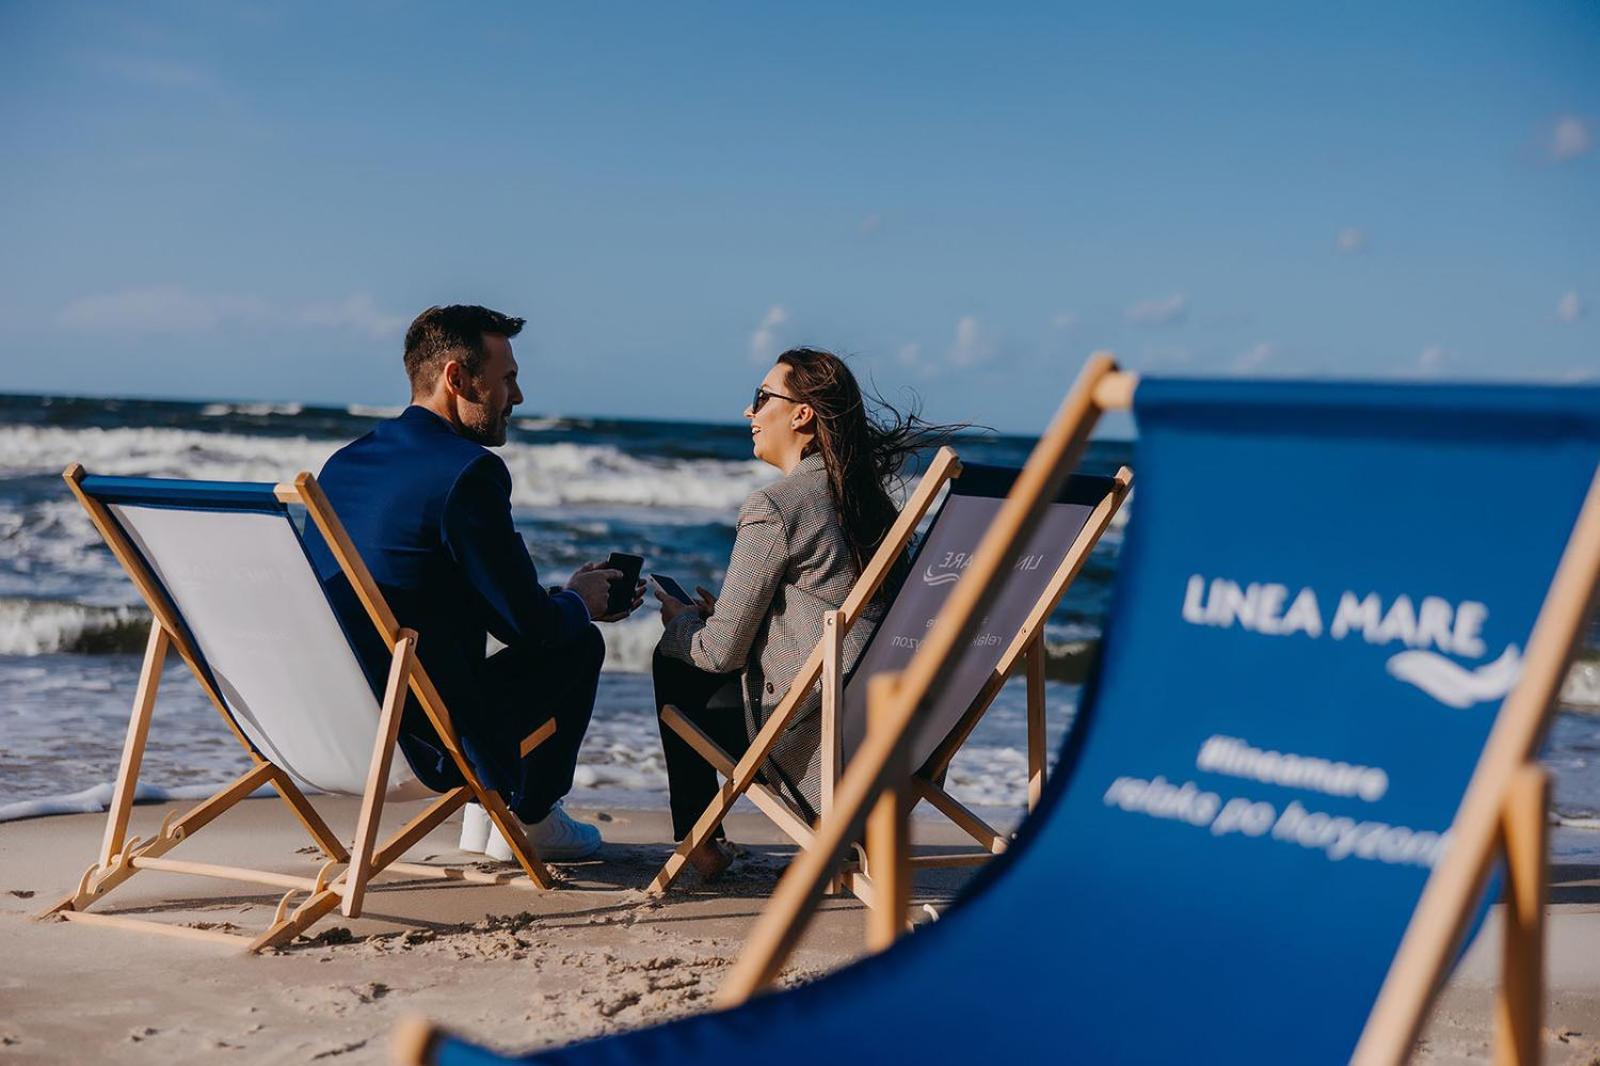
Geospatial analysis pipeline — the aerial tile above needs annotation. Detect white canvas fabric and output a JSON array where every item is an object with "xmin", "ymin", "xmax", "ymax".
[
  {"xmin": 841, "ymin": 494, "xmax": 1101, "ymax": 769},
  {"xmin": 109, "ymin": 503, "xmax": 420, "ymax": 797}
]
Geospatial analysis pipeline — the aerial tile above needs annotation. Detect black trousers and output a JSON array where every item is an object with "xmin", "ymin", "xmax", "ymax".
[
  {"xmin": 653, "ymin": 649, "xmax": 749, "ymax": 840},
  {"xmin": 402, "ymin": 624, "xmax": 605, "ymax": 824}
]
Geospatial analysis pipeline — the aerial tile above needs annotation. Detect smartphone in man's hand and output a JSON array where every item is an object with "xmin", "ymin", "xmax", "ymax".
[{"xmin": 605, "ymin": 552, "xmax": 645, "ymax": 615}]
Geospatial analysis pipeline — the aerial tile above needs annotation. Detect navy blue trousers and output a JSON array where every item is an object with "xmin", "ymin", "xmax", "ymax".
[{"xmin": 400, "ymin": 624, "xmax": 605, "ymax": 823}]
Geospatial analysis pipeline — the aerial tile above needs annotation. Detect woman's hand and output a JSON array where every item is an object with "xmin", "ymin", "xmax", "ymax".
[{"xmin": 658, "ymin": 584, "xmax": 716, "ymax": 625}]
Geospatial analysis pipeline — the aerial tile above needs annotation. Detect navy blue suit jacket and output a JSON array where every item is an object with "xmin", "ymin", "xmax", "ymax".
[{"xmin": 304, "ymin": 405, "xmax": 591, "ymax": 789}]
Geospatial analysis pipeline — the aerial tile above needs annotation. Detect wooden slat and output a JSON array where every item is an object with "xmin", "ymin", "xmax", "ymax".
[
  {"xmin": 745, "ymin": 783, "xmax": 816, "ymax": 849},
  {"xmin": 99, "ymin": 622, "xmax": 169, "ymax": 866},
  {"xmin": 130, "ymin": 856, "xmax": 321, "ymax": 892},
  {"xmin": 1025, "ymin": 639, "xmax": 1047, "ymax": 811},
  {"xmin": 59, "ymin": 909, "xmax": 252, "ymax": 948},
  {"xmin": 369, "ymin": 788, "xmax": 471, "ymax": 872},
  {"xmin": 661, "ymin": 705, "xmax": 736, "ymax": 776},
  {"xmin": 343, "ymin": 631, "xmax": 415, "ymax": 918},
  {"xmin": 383, "ymin": 860, "xmax": 545, "ymax": 891},
  {"xmin": 820, "ymin": 610, "xmax": 844, "ymax": 819},
  {"xmin": 865, "ymin": 675, "xmax": 911, "ymax": 951},
  {"xmin": 912, "ymin": 778, "xmax": 1007, "ymax": 854},
  {"xmin": 907, "ymin": 852, "xmax": 994, "ymax": 869},
  {"xmin": 1494, "ymin": 765, "xmax": 1549, "ymax": 1066},
  {"xmin": 719, "ymin": 353, "xmax": 1125, "ymax": 1005},
  {"xmin": 519, "ymin": 717, "xmax": 558, "ymax": 757}
]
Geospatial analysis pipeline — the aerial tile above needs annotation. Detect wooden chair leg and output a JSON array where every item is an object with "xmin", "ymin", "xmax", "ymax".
[
  {"xmin": 342, "ymin": 632, "xmax": 415, "ymax": 918},
  {"xmin": 1494, "ymin": 764, "xmax": 1549, "ymax": 1066},
  {"xmin": 866, "ymin": 674, "xmax": 911, "ymax": 951},
  {"xmin": 99, "ymin": 622, "xmax": 169, "ymax": 867},
  {"xmin": 1025, "ymin": 637, "xmax": 1047, "ymax": 811},
  {"xmin": 822, "ymin": 609, "xmax": 845, "ymax": 895}
]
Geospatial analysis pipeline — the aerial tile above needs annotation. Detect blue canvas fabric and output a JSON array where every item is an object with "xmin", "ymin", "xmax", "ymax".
[
  {"xmin": 428, "ymin": 379, "xmax": 1600, "ymax": 1066},
  {"xmin": 79, "ymin": 474, "xmax": 286, "ymax": 513}
]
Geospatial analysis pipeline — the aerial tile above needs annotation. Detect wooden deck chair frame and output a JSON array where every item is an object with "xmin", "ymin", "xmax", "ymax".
[
  {"xmin": 38, "ymin": 467, "xmax": 560, "ymax": 953},
  {"xmin": 719, "ymin": 354, "xmax": 1600, "ymax": 1066},
  {"xmin": 647, "ymin": 447, "xmax": 1131, "ymax": 905}
]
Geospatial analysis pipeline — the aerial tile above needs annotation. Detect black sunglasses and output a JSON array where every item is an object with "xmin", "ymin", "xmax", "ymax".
[{"xmin": 751, "ymin": 386, "xmax": 801, "ymax": 413}]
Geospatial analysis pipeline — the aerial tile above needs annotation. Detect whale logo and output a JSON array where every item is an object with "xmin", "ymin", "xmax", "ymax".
[
  {"xmin": 1385, "ymin": 645, "xmax": 1523, "ymax": 709},
  {"xmin": 922, "ymin": 564, "xmax": 962, "ymax": 587}
]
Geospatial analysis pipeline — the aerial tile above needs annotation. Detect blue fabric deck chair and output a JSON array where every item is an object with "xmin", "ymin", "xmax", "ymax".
[
  {"xmin": 647, "ymin": 447, "xmax": 1130, "ymax": 904},
  {"xmin": 38, "ymin": 468, "xmax": 560, "ymax": 952},
  {"xmin": 397, "ymin": 356, "xmax": 1600, "ymax": 1065}
]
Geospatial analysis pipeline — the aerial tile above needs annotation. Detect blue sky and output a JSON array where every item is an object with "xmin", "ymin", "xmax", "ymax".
[{"xmin": 0, "ymin": 2, "xmax": 1595, "ymax": 433}]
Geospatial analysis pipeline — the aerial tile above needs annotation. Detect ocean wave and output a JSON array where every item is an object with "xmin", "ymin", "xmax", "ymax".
[
  {"xmin": 0, "ymin": 780, "xmax": 276, "ymax": 824},
  {"xmin": 345, "ymin": 403, "xmax": 405, "ymax": 420},
  {"xmin": 0, "ymin": 424, "xmax": 769, "ymax": 513},
  {"xmin": 200, "ymin": 402, "xmax": 305, "ymax": 417},
  {"xmin": 0, "ymin": 599, "xmax": 150, "ymax": 655},
  {"xmin": 0, "ymin": 587, "xmax": 666, "ymax": 668}
]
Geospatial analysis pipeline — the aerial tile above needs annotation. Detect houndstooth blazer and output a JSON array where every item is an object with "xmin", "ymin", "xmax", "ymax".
[{"xmin": 658, "ymin": 452, "xmax": 876, "ymax": 818}]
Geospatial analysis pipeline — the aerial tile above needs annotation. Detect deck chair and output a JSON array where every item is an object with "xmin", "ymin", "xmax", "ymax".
[
  {"xmin": 397, "ymin": 357, "xmax": 1600, "ymax": 1065},
  {"xmin": 648, "ymin": 447, "xmax": 1130, "ymax": 901},
  {"xmin": 38, "ymin": 467, "xmax": 559, "ymax": 952}
]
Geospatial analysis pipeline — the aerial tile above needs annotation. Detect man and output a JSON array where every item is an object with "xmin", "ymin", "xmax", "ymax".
[{"xmin": 305, "ymin": 304, "xmax": 641, "ymax": 860}]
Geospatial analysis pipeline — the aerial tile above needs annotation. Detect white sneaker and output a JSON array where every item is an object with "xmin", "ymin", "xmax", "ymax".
[
  {"xmin": 458, "ymin": 802, "xmax": 491, "ymax": 853},
  {"xmin": 485, "ymin": 800, "xmax": 603, "ymax": 862}
]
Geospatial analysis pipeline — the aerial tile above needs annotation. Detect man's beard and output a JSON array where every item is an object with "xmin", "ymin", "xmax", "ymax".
[{"xmin": 460, "ymin": 408, "xmax": 508, "ymax": 447}]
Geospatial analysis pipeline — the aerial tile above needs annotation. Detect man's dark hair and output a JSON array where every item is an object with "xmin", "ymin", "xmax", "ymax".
[{"xmin": 403, "ymin": 305, "xmax": 525, "ymax": 393}]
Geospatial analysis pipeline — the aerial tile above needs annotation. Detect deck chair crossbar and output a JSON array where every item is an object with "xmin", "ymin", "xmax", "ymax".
[
  {"xmin": 39, "ymin": 466, "xmax": 559, "ymax": 952},
  {"xmin": 723, "ymin": 357, "xmax": 1600, "ymax": 1063},
  {"xmin": 648, "ymin": 446, "xmax": 1130, "ymax": 904}
]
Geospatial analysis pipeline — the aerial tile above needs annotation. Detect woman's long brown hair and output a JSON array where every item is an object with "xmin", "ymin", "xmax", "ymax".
[{"xmin": 776, "ymin": 347, "xmax": 963, "ymax": 582}]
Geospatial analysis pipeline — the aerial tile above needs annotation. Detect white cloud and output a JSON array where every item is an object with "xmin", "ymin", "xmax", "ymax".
[
  {"xmin": 1417, "ymin": 345, "xmax": 1449, "ymax": 376},
  {"xmin": 1234, "ymin": 342, "xmax": 1274, "ymax": 372},
  {"xmin": 296, "ymin": 293, "xmax": 409, "ymax": 340},
  {"xmin": 749, "ymin": 305, "xmax": 789, "ymax": 364},
  {"xmin": 946, "ymin": 315, "xmax": 996, "ymax": 368},
  {"xmin": 1137, "ymin": 345, "xmax": 1192, "ymax": 371},
  {"xmin": 1335, "ymin": 227, "xmax": 1367, "ymax": 254},
  {"xmin": 1550, "ymin": 115, "xmax": 1594, "ymax": 163},
  {"xmin": 1557, "ymin": 290, "xmax": 1585, "ymax": 324},
  {"xmin": 896, "ymin": 342, "xmax": 922, "ymax": 367},
  {"xmin": 859, "ymin": 213, "xmax": 883, "ymax": 235},
  {"xmin": 1125, "ymin": 292, "xmax": 1188, "ymax": 325},
  {"xmin": 1050, "ymin": 311, "xmax": 1079, "ymax": 330},
  {"xmin": 89, "ymin": 52, "xmax": 217, "ymax": 92},
  {"xmin": 58, "ymin": 285, "xmax": 405, "ymax": 339},
  {"xmin": 58, "ymin": 285, "xmax": 265, "ymax": 334}
]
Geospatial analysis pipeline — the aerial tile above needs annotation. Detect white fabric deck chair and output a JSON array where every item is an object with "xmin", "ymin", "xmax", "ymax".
[
  {"xmin": 38, "ymin": 467, "xmax": 559, "ymax": 952},
  {"xmin": 648, "ymin": 447, "xmax": 1130, "ymax": 901}
]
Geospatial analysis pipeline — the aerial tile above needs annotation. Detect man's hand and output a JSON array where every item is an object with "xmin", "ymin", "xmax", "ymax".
[{"xmin": 565, "ymin": 561, "xmax": 643, "ymax": 623}]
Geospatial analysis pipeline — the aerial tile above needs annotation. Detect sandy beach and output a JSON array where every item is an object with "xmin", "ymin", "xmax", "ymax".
[{"xmin": 0, "ymin": 796, "xmax": 1595, "ymax": 1064}]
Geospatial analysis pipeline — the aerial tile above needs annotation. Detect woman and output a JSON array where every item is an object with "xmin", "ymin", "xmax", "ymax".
[{"xmin": 653, "ymin": 347, "xmax": 951, "ymax": 879}]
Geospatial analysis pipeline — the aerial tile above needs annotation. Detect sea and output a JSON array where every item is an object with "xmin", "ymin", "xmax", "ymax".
[{"xmin": 1, "ymin": 393, "xmax": 1597, "ymax": 859}]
